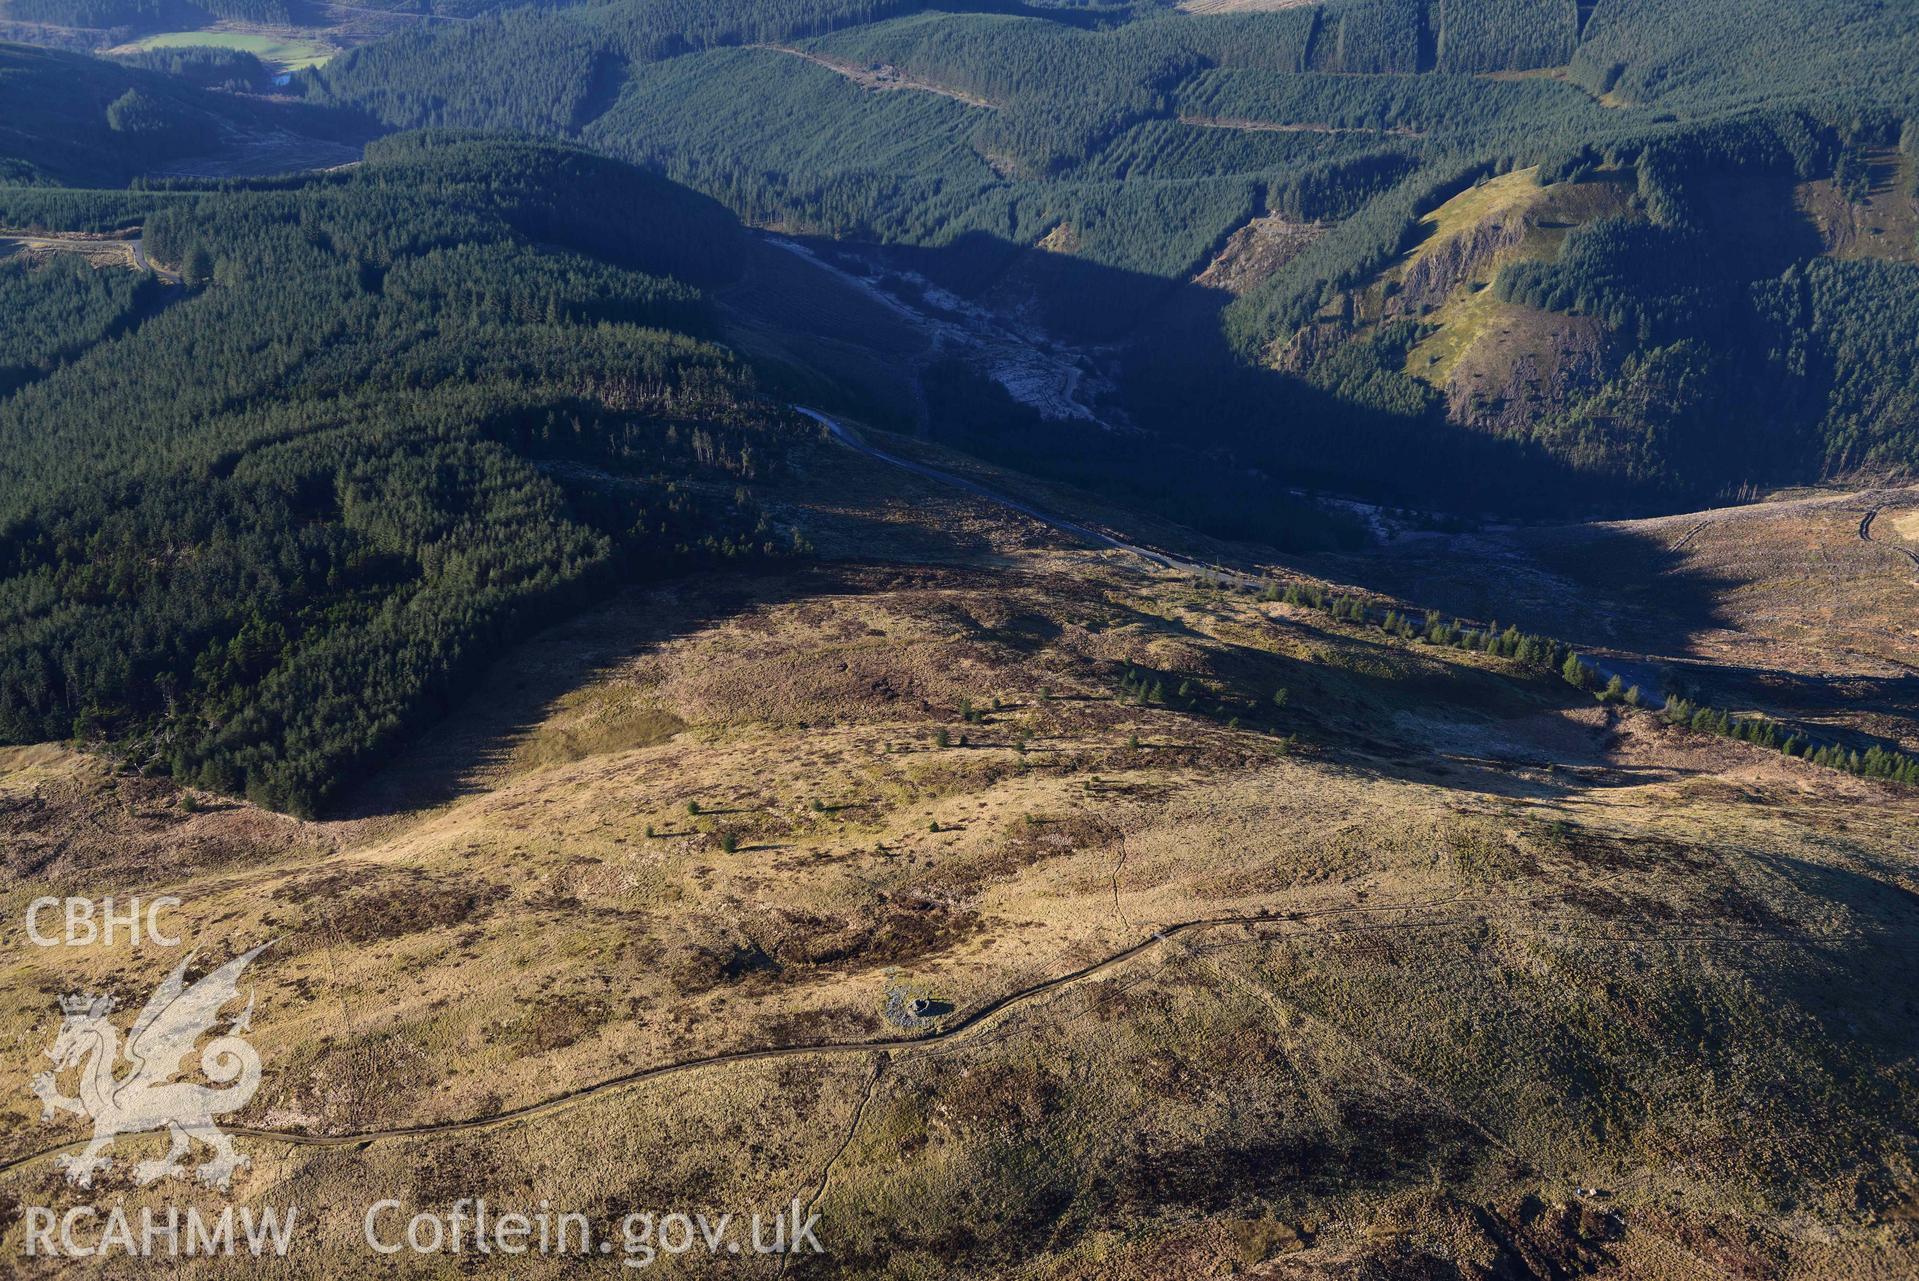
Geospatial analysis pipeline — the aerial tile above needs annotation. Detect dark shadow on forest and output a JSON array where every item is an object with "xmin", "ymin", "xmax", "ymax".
[
  {"xmin": 725, "ymin": 224, "xmax": 1763, "ymax": 680},
  {"xmin": 1303, "ymin": 517, "xmax": 1743, "ymax": 665},
  {"xmin": 753, "ymin": 225, "xmax": 1701, "ymax": 545},
  {"xmin": 336, "ymin": 528, "xmax": 979, "ymax": 819}
]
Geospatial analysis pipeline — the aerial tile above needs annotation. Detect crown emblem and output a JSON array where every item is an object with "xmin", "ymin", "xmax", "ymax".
[{"xmin": 59, "ymin": 994, "xmax": 115, "ymax": 1018}]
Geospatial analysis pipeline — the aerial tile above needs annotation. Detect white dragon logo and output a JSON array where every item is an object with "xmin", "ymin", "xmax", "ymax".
[{"xmin": 31, "ymin": 943, "xmax": 269, "ymax": 1190}]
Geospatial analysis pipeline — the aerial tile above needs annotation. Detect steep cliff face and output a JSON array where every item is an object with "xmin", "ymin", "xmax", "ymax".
[
  {"xmin": 1194, "ymin": 212, "xmax": 1329, "ymax": 295},
  {"xmin": 1443, "ymin": 312, "xmax": 1613, "ymax": 433},
  {"xmin": 1390, "ymin": 211, "xmax": 1528, "ymax": 319},
  {"xmin": 1273, "ymin": 169, "xmax": 1643, "ymax": 454}
]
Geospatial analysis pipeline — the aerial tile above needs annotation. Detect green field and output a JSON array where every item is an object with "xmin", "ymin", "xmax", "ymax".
[{"xmin": 118, "ymin": 30, "xmax": 334, "ymax": 72}]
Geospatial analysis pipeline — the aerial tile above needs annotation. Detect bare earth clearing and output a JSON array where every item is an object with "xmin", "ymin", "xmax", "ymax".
[
  {"xmin": 0, "ymin": 230, "xmax": 139, "ymax": 271},
  {"xmin": 756, "ymin": 44, "xmax": 998, "ymax": 110},
  {"xmin": 1177, "ymin": 0, "xmax": 1319, "ymax": 13}
]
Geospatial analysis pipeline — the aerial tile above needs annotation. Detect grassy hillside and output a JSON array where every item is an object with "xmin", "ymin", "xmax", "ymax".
[
  {"xmin": 1, "ymin": 450, "xmax": 1915, "ymax": 1275},
  {"xmin": 0, "ymin": 18, "xmax": 1916, "ymax": 1270}
]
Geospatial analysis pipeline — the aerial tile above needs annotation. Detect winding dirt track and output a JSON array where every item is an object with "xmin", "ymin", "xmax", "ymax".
[
  {"xmin": 1178, "ymin": 113, "xmax": 1425, "ymax": 138},
  {"xmin": 753, "ymin": 45, "xmax": 998, "ymax": 109},
  {"xmin": 1862, "ymin": 506, "xmax": 1919, "ymax": 570},
  {"xmin": 1, "ymin": 228, "xmax": 180, "ymax": 284},
  {"xmin": 128, "ymin": 236, "xmax": 182, "ymax": 284},
  {"xmin": 0, "ymin": 910, "xmax": 1292, "ymax": 1176},
  {"xmin": 1667, "ymin": 519, "xmax": 1710, "ymax": 553},
  {"xmin": 0, "ymin": 883, "xmax": 1840, "ymax": 1179}
]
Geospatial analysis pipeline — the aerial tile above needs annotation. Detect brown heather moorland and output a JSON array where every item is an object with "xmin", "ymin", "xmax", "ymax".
[{"xmin": 2, "ymin": 428, "xmax": 1917, "ymax": 1278}]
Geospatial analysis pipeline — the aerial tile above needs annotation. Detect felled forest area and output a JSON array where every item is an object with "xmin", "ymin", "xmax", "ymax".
[{"xmin": 289, "ymin": 0, "xmax": 1919, "ymax": 511}]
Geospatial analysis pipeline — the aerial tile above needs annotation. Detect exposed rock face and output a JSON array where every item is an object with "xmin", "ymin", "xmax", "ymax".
[
  {"xmin": 1194, "ymin": 213, "xmax": 1328, "ymax": 294},
  {"xmin": 1267, "ymin": 183, "xmax": 1635, "ymax": 441},
  {"xmin": 1273, "ymin": 213, "xmax": 1529, "ymax": 373},
  {"xmin": 1445, "ymin": 315, "xmax": 1613, "ymax": 433},
  {"xmin": 1036, "ymin": 222, "xmax": 1081, "ymax": 255},
  {"xmin": 1390, "ymin": 213, "xmax": 1527, "ymax": 319},
  {"xmin": 1271, "ymin": 318, "xmax": 1353, "ymax": 375}
]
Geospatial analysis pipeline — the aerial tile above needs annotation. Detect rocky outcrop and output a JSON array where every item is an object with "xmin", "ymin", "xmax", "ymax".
[
  {"xmin": 1194, "ymin": 213, "xmax": 1328, "ymax": 295},
  {"xmin": 1391, "ymin": 213, "xmax": 1527, "ymax": 318},
  {"xmin": 1444, "ymin": 314, "xmax": 1612, "ymax": 432}
]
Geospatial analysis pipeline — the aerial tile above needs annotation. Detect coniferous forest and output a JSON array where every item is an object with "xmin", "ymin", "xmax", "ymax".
[
  {"xmin": 5, "ymin": 11, "xmax": 1919, "ymax": 1275},
  {"xmin": 286, "ymin": 0, "xmax": 1919, "ymax": 509},
  {"xmin": 0, "ymin": 136, "xmax": 811, "ymax": 815},
  {"xmin": 4, "ymin": 0, "xmax": 1919, "ymax": 809}
]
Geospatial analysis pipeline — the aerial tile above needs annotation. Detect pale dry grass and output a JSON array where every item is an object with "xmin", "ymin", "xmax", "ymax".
[
  {"xmin": 1402, "ymin": 172, "xmax": 1632, "ymax": 385},
  {"xmin": 4, "ymin": 524, "xmax": 1918, "ymax": 1276},
  {"xmin": 0, "ymin": 235, "xmax": 140, "ymax": 272},
  {"xmin": 1407, "ymin": 168, "xmax": 1542, "ymax": 264}
]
